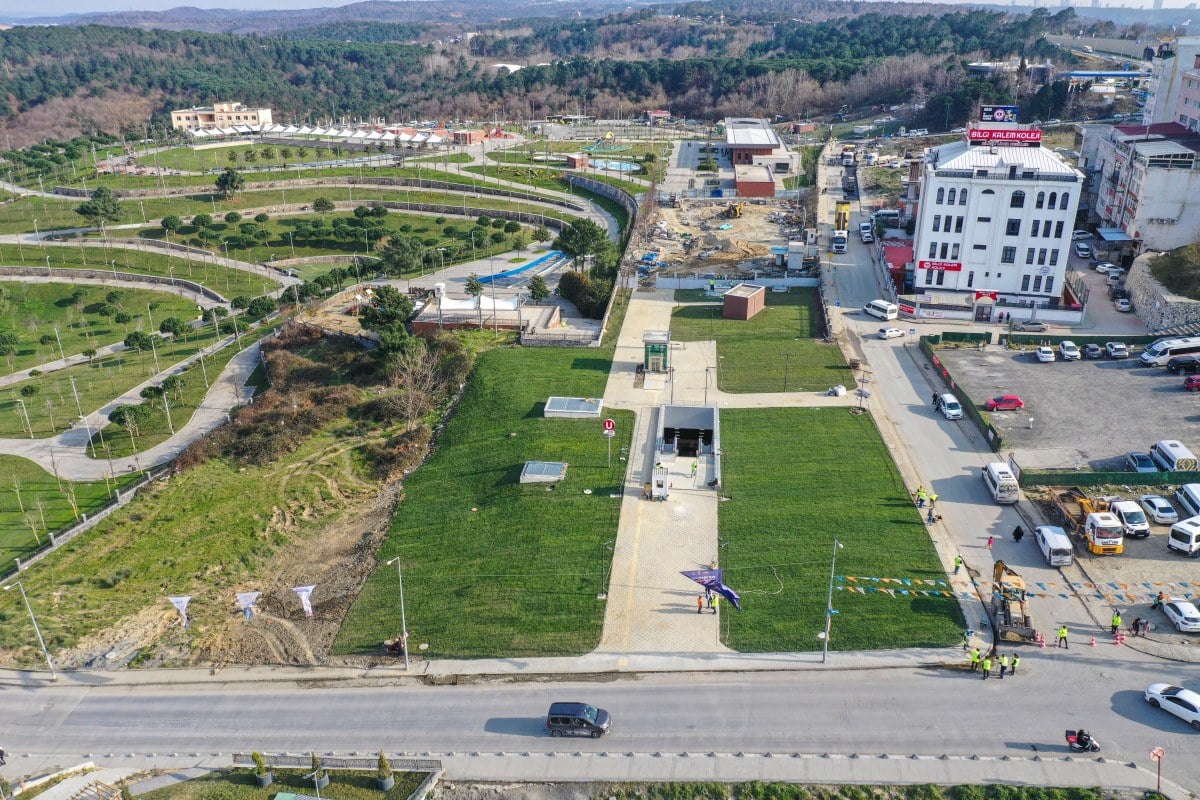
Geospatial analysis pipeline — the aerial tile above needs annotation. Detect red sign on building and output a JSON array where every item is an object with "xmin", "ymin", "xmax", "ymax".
[
  {"xmin": 919, "ymin": 260, "xmax": 963, "ymax": 272},
  {"xmin": 967, "ymin": 127, "xmax": 1043, "ymax": 144},
  {"xmin": 975, "ymin": 291, "xmax": 999, "ymax": 301}
]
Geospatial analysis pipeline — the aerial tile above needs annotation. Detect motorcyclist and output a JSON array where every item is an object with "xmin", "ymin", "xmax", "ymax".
[{"xmin": 1075, "ymin": 729, "xmax": 1091, "ymax": 748}]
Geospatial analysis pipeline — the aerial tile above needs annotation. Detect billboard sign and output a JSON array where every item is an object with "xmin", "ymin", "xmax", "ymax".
[
  {"xmin": 968, "ymin": 127, "xmax": 1043, "ymax": 144},
  {"xmin": 919, "ymin": 260, "xmax": 962, "ymax": 272},
  {"xmin": 980, "ymin": 105, "xmax": 1019, "ymax": 123}
]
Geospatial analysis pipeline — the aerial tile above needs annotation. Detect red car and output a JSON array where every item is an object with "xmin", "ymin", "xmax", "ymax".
[
  {"xmin": 1186, "ymin": 376, "xmax": 1200, "ymax": 392},
  {"xmin": 985, "ymin": 395, "xmax": 1025, "ymax": 411}
]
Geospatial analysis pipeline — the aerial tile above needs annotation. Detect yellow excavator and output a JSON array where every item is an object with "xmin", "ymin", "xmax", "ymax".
[
  {"xmin": 989, "ymin": 560, "xmax": 1036, "ymax": 642},
  {"xmin": 725, "ymin": 202, "xmax": 745, "ymax": 219}
]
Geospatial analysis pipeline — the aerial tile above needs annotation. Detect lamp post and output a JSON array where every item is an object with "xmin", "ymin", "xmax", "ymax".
[
  {"xmin": 821, "ymin": 538, "xmax": 844, "ymax": 664},
  {"xmin": 779, "ymin": 352, "xmax": 792, "ymax": 391},
  {"xmin": 384, "ymin": 557, "xmax": 411, "ymax": 670},
  {"xmin": 2, "ymin": 579, "xmax": 57, "ymax": 681}
]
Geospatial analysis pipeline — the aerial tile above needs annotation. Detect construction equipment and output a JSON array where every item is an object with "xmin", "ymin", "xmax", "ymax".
[
  {"xmin": 1049, "ymin": 487, "xmax": 1125, "ymax": 554},
  {"xmin": 834, "ymin": 201, "xmax": 851, "ymax": 231},
  {"xmin": 989, "ymin": 560, "xmax": 1036, "ymax": 642},
  {"xmin": 724, "ymin": 202, "xmax": 745, "ymax": 219}
]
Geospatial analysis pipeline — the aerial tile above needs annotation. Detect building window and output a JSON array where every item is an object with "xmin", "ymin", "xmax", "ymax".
[
  {"xmin": 1036, "ymin": 192, "xmax": 1046, "ymax": 209},
  {"xmin": 940, "ymin": 242, "xmax": 949, "ymax": 259},
  {"xmin": 1033, "ymin": 275, "xmax": 1043, "ymax": 292},
  {"xmin": 976, "ymin": 170, "xmax": 989, "ymax": 178},
  {"xmin": 948, "ymin": 188, "xmax": 957, "ymax": 204},
  {"xmin": 1045, "ymin": 277, "xmax": 1054, "ymax": 294},
  {"xmin": 1021, "ymin": 275, "xmax": 1031, "ymax": 291},
  {"xmin": 951, "ymin": 243, "xmax": 960, "ymax": 259},
  {"xmin": 1031, "ymin": 220, "xmax": 1040, "ymax": 238},
  {"xmin": 936, "ymin": 271, "xmax": 945, "ymax": 286},
  {"xmin": 1037, "ymin": 248, "xmax": 1047, "ymax": 265},
  {"xmin": 1050, "ymin": 248, "xmax": 1059, "ymax": 266},
  {"xmin": 1042, "ymin": 220, "xmax": 1052, "ymax": 237},
  {"xmin": 1048, "ymin": 192, "xmax": 1057, "ymax": 208},
  {"xmin": 1026, "ymin": 248, "xmax": 1035, "ymax": 264},
  {"xmin": 1006, "ymin": 219, "xmax": 1021, "ymax": 236},
  {"xmin": 978, "ymin": 216, "xmax": 991, "ymax": 223},
  {"xmin": 973, "ymin": 244, "xmax": 987, "ymax": 250},
  {"xmin": 1001, "ymin": 246, "xmax": 1016, "ymax": 263},
  {"xmin": 933, "ymin": 215, "xmax": 941, "ymax": 232},
  {"xmin": 959, "ymin": 190, "xmax": 968, "ymax": 205},
  {"xmin": 929, "ymin": 242, "xmax": 938, "ymax": 259},
  {"xmin": 955, "ymin": 216, "xmax": 964, "ymax": 233},
  {"xmin": 967, "ymin": 271, "xmax": 975, "ymax": 288},
  {"xmin": 1054, "ymin": 221, "xmax": 1064, "ymax": 238},
  {"xmin": 925, "ymin": 269, "xmax": 934, "ymax": 285},
  {"xmin": 936, "ymin": 187, "xmax": 945, "ymax": 204},
  {"xmin": 1010, "ymin": 190, "xmax": 1025, "ymax": 208},
  {"xmin": 1060, "ymin": 192, "xmax": 1070, "ymax": 210}
]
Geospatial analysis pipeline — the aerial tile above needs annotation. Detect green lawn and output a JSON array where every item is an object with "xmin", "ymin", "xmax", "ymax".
[
  {"xmin": 719, "ymin": 408, "xmax": 963, "ymax": 652},
  {"xmin": 138, "ymin": 769, "xmax": 426, "ymax": 800},
  {"xmin": 0, "ymin": 283, "xmax": 201, "ymax": 374},
  {"xmin": 670, "ymin": 291, "xmax": 851, "ymax": 393},
  {"xmin": 465, "ymin": 165, "xmax": 647, "ymax": 199},
  {"xmin": 0, "ymin": 455, "xmax": 137, "ymax": 574},
  {"xmin": 335, "ymin": 346, "xmax": 632, "ymax": 658}
]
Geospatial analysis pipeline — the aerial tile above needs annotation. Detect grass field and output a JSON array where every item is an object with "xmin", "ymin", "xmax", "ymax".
[
  {"xmin": 335, "ymin": 346, "xmax": 631, "ymax": 658},
  {"xmin": 465, "ymin": 165, "xmax": 648, "ymax": 199},
  {"xmin": 138, "ymin": 769, "xmax": 426, "ymax": 800},
  {"xmin": 0, "ymin": 455, "xmax": 137, "ymax": 574},
  {"xmin": 0, "ymin": 283, "xmax": 201, "ymax": 373},
  {"xmin": 719, "ymin": 408, "xmax": 963, "ymax": 652},
  {"xmin": 670, "ymin": 291, "xmax": 851, "ymax": 393}
]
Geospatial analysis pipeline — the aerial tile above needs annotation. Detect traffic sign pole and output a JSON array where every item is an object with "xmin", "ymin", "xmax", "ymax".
[
  {"xmin": 603, "ymin": 418, "xmax": 616, "ymax": 468},
  {"xmin": 1150, "ymin": 747, "xmax": 1164, "ymax": 794}
]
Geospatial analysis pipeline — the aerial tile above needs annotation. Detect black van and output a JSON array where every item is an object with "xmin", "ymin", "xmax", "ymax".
[
  {"xmin": 546, "ymin": 702, "xmax": 612, "ymax": 738},
  {"xmin": 1167, "ymin": 355, "xmax": 1200, "ymax": 374}
]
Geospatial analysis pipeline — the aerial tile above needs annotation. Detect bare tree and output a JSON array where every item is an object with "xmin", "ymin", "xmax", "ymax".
[
  {"xmin": 384, "ymin": 339, "xmax": 443, "ymax": 430},
  {"xmin": 24, "ymin": 512, "xmax": 41, "ymax": 546},
  {"xmin": 12, "ymin": 477, "xmax": 24, "ymax": 513}
]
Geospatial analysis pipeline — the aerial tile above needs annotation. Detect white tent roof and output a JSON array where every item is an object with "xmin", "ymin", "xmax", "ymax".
[
  {"xmin": 365, "ymin": 131, "xmax": 383, "ymax": 140},
  {"xmin": 282, "ymin": 125, "xmax": 300, "ymax": 134},
  {"xmin": 479, "ymin": 296, "xmax": 518, "ymax": 311},
  {"xmin": 427, "ymin": 134, "xmax": 444, "ymax": 144},
  {"xmin": 350, "ymin": 130, "xmax": 369, "ymax": 138},
  {"xmin": 397, "ymin": 133, "xmax": 414, "ymax": 142},
  {"xmin": 297, "ymin": 126, "xmax": 313, "ymax": 135},
  {"xmin": 219, "ymin": 126, "xmax": 239, "ymax": 135},
  {"xmin": 337, "ymin": 128, "xmax": 355, "ymax": 137},
  {"xmin": 440, "ymin": 296, "xmax": 477, "ymax": 310},
  {"xmin": 380, "ymin": 132, "xmax": 397, "ymax": 141},
  {"xmin": 233, "ymin": 125, "xmax": 252, "ymax": 133},
  {"xmin": 188, "ymin": 129, "xmax": 210, "ymax": 138},
  {"xmin": 412, "ymin": 132, "xmax": 430, "ymax": 143},
  {"xmin": 310, "ymin": 127, "xmax": 328, "ymax": 136}
]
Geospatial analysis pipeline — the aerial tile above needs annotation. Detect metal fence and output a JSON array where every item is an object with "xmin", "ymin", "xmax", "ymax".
[
  {"xmin": 920, "ymin": 336, "xmax": 1004, "ymax": 452},
  {"xmin": 1018, "ymin": 469, "xmax": 1200, "ymax": 488}
]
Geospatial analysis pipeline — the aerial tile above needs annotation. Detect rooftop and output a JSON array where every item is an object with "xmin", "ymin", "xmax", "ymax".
[
  {"xmin": 725, "ymin": 283, "xmax": 764, "ymax": 299},
  {"xmin": 734, "ymin": 164, "xmax": 776, "ymax": 182},
  {"xmin": 1112, "ymin": 122, "xmax": 1200, "ymax": 154},
  {"xmin": 929, "ymin": 140, "xmax": 1080, "ymax": 177},
  {"xmin": 724, "ymin": 118, "xmax": 781, "ymax": 149}
]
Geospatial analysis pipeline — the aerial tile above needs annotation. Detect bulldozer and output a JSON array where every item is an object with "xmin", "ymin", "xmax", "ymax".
[
  {"xmin": 724, "ymin": 202, "xmax": 745, "ymax": 219},
  {"xmin": 989, "ymin": 560, "xmax": 1036, "ymax": 643}
]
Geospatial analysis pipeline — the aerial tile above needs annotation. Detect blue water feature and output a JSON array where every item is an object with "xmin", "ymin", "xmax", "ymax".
[
  {"xmin": 590, "ymin": 159, "xmax": 639, "ymax": 172},
  {"xmin": 478, "ymin": 250, "xmax": 565, "ymax": 284}
]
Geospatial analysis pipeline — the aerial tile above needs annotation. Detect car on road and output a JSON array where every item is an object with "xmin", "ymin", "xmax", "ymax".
[
  {"xmin": 1074, "ymin": 242, "xmax": 1093, "ymax": 259},
  {"xmin": 1145, "ymin": 684, "xmax": 1200, "ymax": 730},
  {"xmin": 1072, "ymin": 230, "xmax": 1093, "ymax": 241},
  {"xmin": 985, "ymin": 395, "xmax": 1025, "ymax": 411},
  {"xmin": 859, "ymin": 222, "xmax": 875, "ymax": 243},
  {"xmin": 1106, "ymin": 341, "xmax": 1130, "ymax": 359},
  {"xmin": 1126, "ymin": 452, "xmax": 1158, "ymax": 473},
  {"xmin": 1140, "ymin": 494, "xmax": 1179, "ymax": 524},
  {"xmin": 1163, "ymin": 600, "xmax": 1200, "ymax": 633},
  {"xmin": 1059, "ymin": 341, "xmax": 1081, "ymax": 361},
  {"xmin": 1115, "ymin": 298, "xmax": 1133, "ymax": 312},
  {"xmin": 878, "ymin": 327, "xmax": 904, "ymax": 339},
  {"xmin": 1014, "ymin": 320, "xmax": 1048, "ymax": 332},
  {"xmin": 1083, "ymin": 343, "xmax": 1104, "ymax": 359},
  {"xmin": 546, "ymin": 702, "xmax": 612, "ymax": 738},
  {"xmin": 934, "ymin": 393, "xmax": 964, "ymax": 420},
  {"xmin": 1094, "ymin": 261, "xmax": 1118, "ymax": 273},
  {"xmin": 1185, "ymin": 375, "xmax": 1200, "ymax": 392},
  {"xmin": 1035, "ymin": 346, "xmax": 1056, "ymax": 362},
  {"xmin": 1167, "ymin": 355, "xmax": 1200, "ymax": 374}
]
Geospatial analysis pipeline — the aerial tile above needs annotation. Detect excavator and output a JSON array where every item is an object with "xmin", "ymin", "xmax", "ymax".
[
  {"xmin": 724, "ymin": 202, "xmax": 745, "ymax": 219},
  {"xmin": 989, "ymin": 560, "xmax": 1036, "ymax": 643}
]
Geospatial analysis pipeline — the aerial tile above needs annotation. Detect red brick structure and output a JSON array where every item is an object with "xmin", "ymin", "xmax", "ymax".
[{"xmin": 723, "ymin": 283, "xmax": 766, "ymax": 320}]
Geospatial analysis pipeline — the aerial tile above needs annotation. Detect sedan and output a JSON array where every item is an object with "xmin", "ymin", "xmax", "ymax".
[
  {"xmin": 1163, "ymin": 600, "xmax": 1200, "ymax": 633},
  {"xmin": 1094, "ymin": 261, "xmax": 1118, "ymax": 273},
  {"xmin": 1145, "ymin": 684, "xmax": 1200, "ymax": 730},
  {"xmin": 985, "ymin": 395, "xmax": 1025, "ymax": 411},
  {"xmin": 1014, "ymin": 320, "xmax": 1047, "ymax": 332},
  {"xmin": 1083, "ymin": 343, "xmax": 1104, "ymax": 359},
  {"xmin": 1185, "ymin": 375, "xmax": 1200, "ymax": 392},
  {"xmin": 1035, "ymin": 346, "xmax": 1056, "ymax": 362},
  {"xmin": 1106, "ymin": 341, "xmax": 1130, "ymax": 359},
  {"xmin": 1059, "ymin": 341, "xmax": 1081, "ymax": 361},
  {"xmin": 1140, "ymin": 494, "xmax": 1179, "ymax": 524},
  {"xmin": 1072, "ymin": 230, "xmax": 1093, "ymax": 241},
  {"xmin": 1115, "ymin": 298, "xmax": 1133, "ymax": 312},
  {"xmin": 1074, "ymin": 242, "xmax": 1093, "ymax": 259},
  {"xmin": 1126, "ymin": 452, "xmax": 1158, "ymax": 473},
  {"xmin": 877, "ymin": 327, "xmax": 903, "ymax": 339}
]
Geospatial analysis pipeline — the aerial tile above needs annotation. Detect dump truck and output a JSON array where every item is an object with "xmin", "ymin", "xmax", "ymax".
[
  {"xmin": 834, "ymin": 201, "xmax": 851, "ymax": 231},
  {"xmin": 841, "ymin": 143, "xmax": 857, "ymax": 166},
  {"xmin": 1049, "ymin": 487, "xmax": 1125, "ymax": 555},
  {"xmin": 988, "ymin": 560, "xmax": 1036, "ymax": 642}
]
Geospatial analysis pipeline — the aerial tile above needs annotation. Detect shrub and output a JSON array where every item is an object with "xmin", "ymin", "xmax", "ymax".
[
  {"xmin": 377, "ymin": 751, "xmax": 392, "ymax": 780},
  {"xmin": 503, "ymin": 220, "xmax": 520, "ymax": 233},
  {"xmin": 20, "ymin": 384, "xmax": 39, "ymax": 397},
  {"xmin": 252, "ymin": 752, "xmax": 269, "ymax": 776}
]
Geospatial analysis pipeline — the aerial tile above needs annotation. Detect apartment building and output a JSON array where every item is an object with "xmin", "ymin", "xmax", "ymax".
[
  {"xmin": 1142, "ymin": 37, "xmax": 1200, "ymax": 126},
  {"xmin": 170, "ymin": 102, "xmax": 274, "ymax": 130}
]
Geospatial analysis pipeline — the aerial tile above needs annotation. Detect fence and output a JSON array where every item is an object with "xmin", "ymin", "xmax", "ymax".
[
  {"xmin": 919, "ymin": 336, "xmax": 1004, "ymax": 452},
  {"xmin": 1018, "ymin": 469, "xmax": 1200, "ymax": 488},
  {"xmin": 1006, "ymin": 332, "xmax": 1160, "ymax": 348}
]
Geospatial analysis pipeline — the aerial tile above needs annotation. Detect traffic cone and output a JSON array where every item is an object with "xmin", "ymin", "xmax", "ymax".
[
  {"xmin": 1038, "ymin": 631, "xmax": 1046, "ymax": 648},
  {"xmin": 1090, "ymin": 635, "xmax": 1096, "ymax": 647},
  {"xmin": 1115, "ymin": 632, "xmax": 1125, "ymax": 646}
]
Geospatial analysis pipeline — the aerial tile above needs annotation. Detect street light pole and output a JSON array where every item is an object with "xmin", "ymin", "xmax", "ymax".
[
  {"xmin": 385, "ymin": 557, "xmax": 411, "ymax": 670},
  {"xmin": 779, "ymin": 352, "xmax": 791, "ymax": 391},
  {"xmin": 3, "ymin": 579, "xmax": 57, "ymax": 681},
  {"xmin": 822, "ymin": 539, "xmax": 843, "ymax": 664}
]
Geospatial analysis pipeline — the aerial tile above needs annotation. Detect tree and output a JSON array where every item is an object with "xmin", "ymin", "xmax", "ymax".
[
  {"xmin": 528, "ymin": 275, "xmax": 549, "ymax": 303},
  {"xmin": 161, "ymin": 215, "xmax": 182, "ymax": 236},
  {"xmin": 227, "ymin": 150, "xmax": 240, "ymax": 164},
  {"xmin": 224, "ymin": 211, "xmax": 242, "ymax": 224},
  {"xmin": 123, "ymin": 331, "xmax": 154, "ymax": 352},
  {"xmin": 359, "ymin": 284, "xmax": 414, "ymax": 346},
  {"xmin": 554, "ymin": 219, "xmax": 608, "ymax": 258},
  {"xmin": 0, "ymin": 330, "xmax": 17, "ymax": 357},
  {"xmin": 312, "ymin": 197, "xmax": 335, "ymax": 214},
  {"xmin": 465, "ymin": 274, "xmax": 484, "ymax": 297},
  {"xmin": 114, "ymin": 311, "xmax": 133, "ymax": 326},
  {"xmin": 109, "ymin": 403, "xmax": 151, "ymax": 438},
  {"xmin": 377, "ymin": 236, "xmax": 425, "ymax": 275},
  {"xmin": 254, "ymin": 212, "xmax": 270, "ymax": 228},
  {"xmin": 243, "ymin": 149, "xmax": 257, "ymax": 163},
  {"xmin": 74, "ymin": 187, "xmax": 123, "ymax": 234},
  {"xmin": 532, "ymin": 225, "xmax": 551, "ymax": 244},
  {"xmin": 192, "ymin": 213, "xmax": 213, "ymax": 231},
  {"xmin": 215, "ymin": 167, "xmax": 245, "ymax": 198},
  {"xmin": 261, "ymin": 146, "xmax": 275, "ymax": 161},
  {"xmin": 140, "ymin": 384, "xmax": 164, "ymax": 400},
  {"xmin": 159, "ymin": 317, "xmax": 187, "ymax": 337},
  {"xmin": 162, "ymin": 374, "xmax": 186, "ymax": 400}
]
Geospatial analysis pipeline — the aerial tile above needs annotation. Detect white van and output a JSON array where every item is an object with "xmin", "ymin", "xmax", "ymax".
[
  {"xmin": 1167, "ymin": 516, "xmax": 1200, "ymax": 557},
  {"xmin": 1176, "ymin": 483, "xmax": 1200, "ymax": 518},
  {"xmin": 1140, "ymin": 336, "xmax": 1200, "ymax": 366},
  {"xmin": 1110, "ymin": 500, "xmax": 1151, "ymax": 538},
  {"xmin": 982, "ymin": 462, "xmax": 1020, "ymax": 504},
  {"xmin": 1033, "ymin": 525, "xmax": 1074, "ymax": 566},
  {"xmin": 1150, "ymin": 439, "xmax": 1198, "ymax": 472},
  {"xmin": 935, "ymin": 393, "xmax": 963, "ymax": 420},
  {"xmin": 872, "ymin": 210, "xmax": 901, "ymax": 227},
  {"xmin": 865, "ymin": 299, "xmax": 899, "ymax": 320}
]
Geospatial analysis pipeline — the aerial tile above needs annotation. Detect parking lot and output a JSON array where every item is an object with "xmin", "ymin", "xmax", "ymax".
[{"xmin": 938, "ymin": 344, "xmax": 1200, "ymax": 470}]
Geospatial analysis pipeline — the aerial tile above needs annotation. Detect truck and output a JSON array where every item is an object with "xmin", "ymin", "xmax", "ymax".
[
  {"xmin": 989, "ymin": 560, "xmax": 1036, "ymax": 643},
  {"xmin": 841, "ymin": 145, "xmax": 856, "ymax": 166},
  {"xmin": 832, "ymin": 230, "xmax": 848, "ymax": 253},
  {"xmin": 1049, "ymin": 487, "xmax": 1126, "ymax": 555},
  {"xmin": 834, "ymin": 201, "xmax": 851, "ymax": 231}
]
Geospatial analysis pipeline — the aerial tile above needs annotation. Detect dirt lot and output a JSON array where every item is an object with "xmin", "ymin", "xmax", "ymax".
[
  {"xmin": 648, "ymin": 201, "xmax": 802, "ymax": 278},
  {"xmin": 937, "ymin": 344, "xmax": 1200, "ymax": 470}
]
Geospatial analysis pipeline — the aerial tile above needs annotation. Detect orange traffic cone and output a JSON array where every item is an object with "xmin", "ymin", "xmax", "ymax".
[
  {"xmin": 1115, "ymin": 632, "xmax": 1125, "ymax": 646},
  {"xmin": 1090, "ymin": 636, "xmax": 1096, "ymax": 647}
]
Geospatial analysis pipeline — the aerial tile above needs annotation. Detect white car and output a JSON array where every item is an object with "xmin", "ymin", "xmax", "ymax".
[
  {"xmin": 1145, "ymin": 684, "xmax": 1200, "ymax": 730},
  {"xmin": 1094, "ymin": 261, "xmax": 1117, "ymax": 273},
  {"xmin": 859, "ymin": 222, "xmax": 875, "ymax": 243},
  {"xmin": 878, "ymin": 327, "xmax": 904, "ymax": 340},
  {"xmin": 1163, "ymin": 600, "xmax": 1200, "ymax": 633},
  {"xmin": 1072, "ymin": 230, "xmax": 1093, "ymax": 241},
  {"xmin": 1059, "ymin": 341, "xmax": 1081, "ymax": 361},
  {"xmin": 1074, "ymin": 242, "xmax": 1093, "ymax": 259},
  {"xmin": 1140, "ymin": 494, "xmax": 1179, "ymax": 524},
  {"xmin": 1106, "ymin": 341, "xmax": 1130, "ymax": 359},
  {"xmin": 1115, "ymin": 298, "xmax": 1133, "ymax": 313},
  {"xmin": 1035, "ymin": 346, "xmax": 1056, "ymax": 362}
]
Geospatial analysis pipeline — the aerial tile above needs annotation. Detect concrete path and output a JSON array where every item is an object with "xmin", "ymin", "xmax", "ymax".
[
  {"xmin": 0, "ymin": 340, "xmax": 127, "ymax": 390},
  {"xmin": 32, "ymin": 767, "xmax": 140, "ymax": 800}
]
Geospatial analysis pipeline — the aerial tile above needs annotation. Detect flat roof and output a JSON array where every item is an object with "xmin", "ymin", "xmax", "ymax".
[
  {"xmin": 1113, "ymin": 122, "xmax": 1200, "ymax": 153},
  {"xmin": 930, "ymin": 140, "xmax": 1080, "ymax": 177},
  {"xmin": 734, "ymin": 164, "xmax": 775, "ymax": 183},
  {"xmin": 519, "ymin": 461, "xmax": 568, "ymax": 483},
  {"xmin": 724, "ymin": 117, "xmax": 781, "ymax": 149},
  {"xmin": 662, "ymin": 405, "xmax": 716, "ymax": 430},
  {"xmin": 544, "ymin": 396, "xmax": 603, "ymax": 416},
  {"xmin": 725, "ymin": 283, "xmax": 764, "ymax": 299},
  {"xmin": 643, "ymin": 330, "xmax": 671, "ymax": 343}
]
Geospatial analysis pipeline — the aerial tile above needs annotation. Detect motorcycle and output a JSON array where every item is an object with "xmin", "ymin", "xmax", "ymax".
[{"xmin": 1065, "ymin": 729, "xmax": 1100, "ymax": 753}]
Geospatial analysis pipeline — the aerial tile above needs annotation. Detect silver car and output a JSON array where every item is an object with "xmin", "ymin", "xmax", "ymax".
[{"xmin": 1139, "ymin": 494, "xmax": 1178, "ymax": 524}]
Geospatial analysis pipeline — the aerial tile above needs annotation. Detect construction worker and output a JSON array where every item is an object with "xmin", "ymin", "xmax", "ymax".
[
  {"xmin": 981, "ymin": 655, "xmax": 992, "ymax": 679},
  {"xmin": 969, "ymin": 648, "xmax": 981, "ymax": 671},
  {"xmin": 954, "ymin": 555, "xmax": 963, "ymax": 574},
  {"xmin": 1010, "ymin": 654, "xmax": 1021, "ymax": 676},
  {"xmin": 999, "ymin": 653, "xmax": 1009, "ymax": 679},
  {"xmin": 1057, "ymin": 625, "xmax": 1069, "ymax": 648},
  {"xmin": 1111, "ymin": 611, "xmax": 1122, "ymax": 636}
]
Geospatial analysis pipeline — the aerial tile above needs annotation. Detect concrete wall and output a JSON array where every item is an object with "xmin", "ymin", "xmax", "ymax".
[
  {"xmin": 1124, "ymin": 250, "xmax": 1200, "ymax": 331},
  {"xmin": 656, "ymin": 276, "xmax": 821, "ymax": 290}
]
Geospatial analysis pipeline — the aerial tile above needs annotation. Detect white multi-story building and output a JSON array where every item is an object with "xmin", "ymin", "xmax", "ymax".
[
  {"xmin": 912, "ymin": 128, "xmax": 1083, "ymax": 305},
  {"xmin": 170, "ymin": 101, "xmax": 274, "ymax": 130},
  {"xmin": 1143, "ymin": 37, "xmax": 1200, "ymax": 126}
]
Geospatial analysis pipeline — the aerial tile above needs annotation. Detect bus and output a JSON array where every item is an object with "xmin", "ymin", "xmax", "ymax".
[{"xmin": 1140, "ymin": 336, "xmax": 1200, "ymax": 366}]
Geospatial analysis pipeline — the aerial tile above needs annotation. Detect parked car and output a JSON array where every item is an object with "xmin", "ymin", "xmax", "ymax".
[
  {"xmin": 985, "ymin": 395, "xmax": 1025, "ymax": 411},
  {"xmin": 1094, "ymin": 261, "xmax": 1117, "ymax": 273},
  {"xmin": 1185, "ymin": 375, "xmax": 1200, "ymax": 392},
  {"xmin": 1083, "ymin": 343, "xmax": 1104, "ymax": 359},
  {"xmin": 1140, "ymin": 494, "xmax": 1179, "ymax": 524},
  {"xmin": 1074, "ymin": 242, "xmax": 1093, "ymax": 259},
  {"xmin": 1014, "ymin": 320, "xmax": 1047, "ymax": 332},
  {"xmin": 1106, "ymin": 342, "xmax": 1130, "ymax": 359},
  {"xmin": 1072, "ymin": 229, "xmax": 1093, "ymax": 241},
  {"xmin": 1115, "ymin": 298, "xmax": 1133, "ymax": 312},
  {"xmin": 1126, "ymin": 452, "xmax": 1158, "ymax": 473},
  {"xmin": 1035, "ymin": 346, "xmax": 1056, "ymax": 362},
  {"xmin": 934, "ymin": 393, "xmax": 964, "ymax": 420},
  {"xmin": 1059, "ymin": 341, "xmax": 1081, "ymax": 361},
  {"xmin": 1167, "ymin": 355, "xmax": 1200, "ymax": 374},
  {"xmin": 878, "ymin": 327, "xmax": 904, "ymax": 339},
  {"xmin": 1145, "ymin": 684, "xmax": 1200, "ymax": 730},
  {"xmin": 859, "ymin": 222, "xmax": 875, "ymax": 243},
  {"xmin": 1162, "ymin": 600, "xmax": 1200, "ymax": 633}
]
